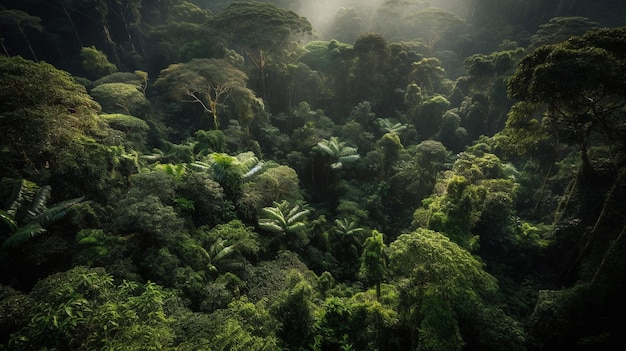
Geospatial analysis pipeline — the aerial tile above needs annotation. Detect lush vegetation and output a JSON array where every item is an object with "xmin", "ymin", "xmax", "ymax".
[{"xmin": 1, "ymin": 0, "xmax": 625, "ymax": 350}]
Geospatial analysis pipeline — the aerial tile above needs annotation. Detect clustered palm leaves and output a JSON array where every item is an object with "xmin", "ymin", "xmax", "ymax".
[
  {"xmin": 1, "ymin": 180, "xmax": 84, "ymax": 250},
  {"xmin": 376, "ymin": 117, "xmax": 407, "ymax": 134},
  {"xmin": 192, "ymin": 151, "xmax": 262, "ymax": 197},
  {"xmin": 316, "ymin": 136, "xmax": 360, "ymax": 169},
  {"xmin": 258, "ymin": 200, "xmax": 310, "ymax": 235},
  {"xmin": 191, "ymin": 237, "xmax": 236, "ymax": 274}
]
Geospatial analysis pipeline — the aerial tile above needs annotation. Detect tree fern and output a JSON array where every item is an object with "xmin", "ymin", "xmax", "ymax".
[
  {"xmin": 376, "ymin": 117, "xmax": 407, "ymax": 134},
  {"xmin": 316, "ymin": 137, "xmax": 360, "ymax": 169},
  {"xmin": 258, "ymin": 201, "xmax": 310, "ymax": 250}
]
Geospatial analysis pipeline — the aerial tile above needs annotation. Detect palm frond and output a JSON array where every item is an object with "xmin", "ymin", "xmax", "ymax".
[
  {"xmin": 0, "ymin": 210, "xmax": 17, "ymax": 233},
  {"xmin": 340, "ymin": 146, "xmax": 358, "ymax": 157},
  {"xmin": 1, "ymin": 222, "xmax": 46, "ymax": 249},
  {"xmin": 243, "ymin": 161, "xmax": 264, "ymax": 179},
  {"xmin": 259, "ymin": 220, "xmax": 284, "ymax": 233},
  {"xmin": 316, "ymin": 141, "xmax": 334, "ymax": 157},
  {"xmin": 287, "ymin": 209, "xmax": 310, "ymax": 225},
  {"xmin": 286, "ymin": 222, "xmax": 307, "ymax": 233},
  {"xmin": 260, "ymin": 207, "xmax": 287, "ymax": 227},
  {"xmin": 35, "ymin": 196, "xmax": 85, "ymax": 228},
  {"xmin": 4, "ymin": 179, "xmax": 37, "ymax": 216},
  {"xmin": 16, "ymin": 184, "xmax": 50, "ymax": 224},
  {"xmin": 338, "ymin": 154, "xmax": 360, "ymax": 163},
  {"xmin": 190, "ymin": 161, "xmax": 211, "ymax": 171},
  {"xmin": 213, "ymin": 244, "xmax": 235, "ymax": 262}
]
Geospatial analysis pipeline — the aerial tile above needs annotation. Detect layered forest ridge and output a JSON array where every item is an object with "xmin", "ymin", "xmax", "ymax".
[{"xmin": 1, "ymin": 1, "xmax": 626, "ymax": 350}]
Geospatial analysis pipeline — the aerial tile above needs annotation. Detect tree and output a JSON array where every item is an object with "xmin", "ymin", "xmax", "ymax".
[
  {"xmin": 210, "ymin": 1, "xmax": 312, "ymax": 106},
  {"xmin": 80, "ymin": 46, "xmax": 117, "ymax": 80},
  {"xmin": 90, "ymin": 83, "xmax": 149, "ymax": 115},
  {"xmin": 528, "ymin": 16, "xmax": 599, "ymax": 50},
  {"xmin": 193, "ymin": 151, "xmax": 261, "ymax": 200},
  {"xmin": 238, "ymin": 164, "xmax": 302, "ymax": 218},
  {"xmin": 271, "ymin": 271, "xmax": 317, "ymax": 349},
  {"xmin": 211, "ymin": 1, "xmax": 312, "ymax": 59},
  {"xmin": 155, "ymin": 58, "xmax": 260, "ymax": 131},
  {"xmin": 378, "ymin": 132, "xmax": 403, "ymax": 180},
  {"xmin": 315, "ymin": 136, "xmax": 360, "ymax": 170},
  {"xmin": 408, "ymin": 57, "xmax": 446, "ymax": 95},
  {"xmin": 388, "ymin": 228, "xmax": 526, "ymax": 351},
  {"xmin": 0, "ymin": 56, "xmax": 103, "ymax": 177},
  {"xmin": 360, "ymin": 230, "xmax": 387, "ymax": 298},
  {"xmin": 404, "ymin": 7, "xmax": 467, "ymax": 54},
  {"xmin": 414, "ymin": 95, "xmax": 451, "ymax": 140},
  {"xmin": 258, "ymin": 200, "xmax": 310, "ymax": 251},
  {"xmin": 507, "ymin": 27, "xmax": 626, "ymax": 178},
  {"xmin": 7, "ymin": 266, "xmax": 174, "ymax": 350},
  {"xmin": 349, "ymin": 33, "xmax": 392, "ymax": 109}
]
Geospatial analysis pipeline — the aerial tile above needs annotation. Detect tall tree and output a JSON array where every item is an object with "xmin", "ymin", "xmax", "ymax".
[
  {"xmin": 258, "ymin": 200, "xmax": 310, "ymax": 251},
  {"xmin": 388, "ymin": 228, "xmax": 526, "ymax": 351},
  {"xmin": 359, "ymin": 230, "xmax": 387, "ymax": 298},
  {"xmin": 155, "ymin": 58, "xmax": 260, "ymax": 133},
  {"xmin": 507, "ymin": 27, "xmax": 626, "ymax": 178}
]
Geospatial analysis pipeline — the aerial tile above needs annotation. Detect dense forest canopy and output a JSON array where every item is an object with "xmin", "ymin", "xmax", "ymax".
[{"xmin": 1, "ymin": 0, "xmax": 626, "ymax": 350}]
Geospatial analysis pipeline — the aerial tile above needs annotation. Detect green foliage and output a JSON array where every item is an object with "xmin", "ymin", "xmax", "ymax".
[
  {"xmin": 193, "ymin": 129, "xmax": 227, "ymax": 155},
  {"xmin": 238, "ymin": 164, "xmax": 302, "ymax": 217},
  {"xmin": 507, "ymin": 27, "xmax": 626, "ymax": 175},
  {"xmin": 80, "ymin": 46, "xmax": 117, "ymax": 80},
  {"xmin": 1, "ymin": 180, "xmax": 84, "ymax": 250},
  {"xmin": 199, "ymin": 296, "xmax": 281, "ymax": 350},
  {"xmin": 155, "ymin": 58, "xmax": 259, "ymax": 132},
  {"xmin": 112, "ymin": 193, "xmax": 184, "ymax": 247},
  {"xmin": 8, "ymin": 267, "xmax": 173, "ymax": 350},
  {"xmin": 271, "ymin": 271, "xmax": 317, "ymax": 349},
  {"xmin": 101, "ymin": 113, "xmax": 149, "ymax": 150},
  {"xmin": 193, "ymin": 151, "xmax": 260, "ymax": 200},
  {"xmin": 259, "ymin": 200, "xmax": 310, "ymax": 251},
  {"xmin": 529, "ymin": 16, "xmax": 599, "ymax": 50},
  {"xmin": 91, "ymin": 83, "xmax": 149, "ymax": 115},
  {"xmin": 316, "ymin": 136, "xmax": 360, "ymax": 169},
  {"xmin": 0, "ymin": 56, "xmax": 103, "ymax": 176},
  {"xmin": 388, "ymin": 228, "xmax": 525, "ymax": 350},
  {"xmin": 301, "ymin": 40, "xmax": 353, "ymax": 74},
  {"xmin": 2, "ymin": 2, "xmax": 625, "ymax": 350},
  {"xmin": 180, "ymin": 171, "xmax": 233, "ymax": 226},
  {"xmin": 360, "ymin": 230, "xmax": 387, "ymax": 298},
  {"xmin": 415, "ymin": 95, "xmax": 451, "ymax": 139},
  {"xmin": 212, "ymin": 1, "xmax": 312, "ymax": 55},
  {"xmin": 0, "ymin": 285, "xmax": 35, "ymax": 343}
]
